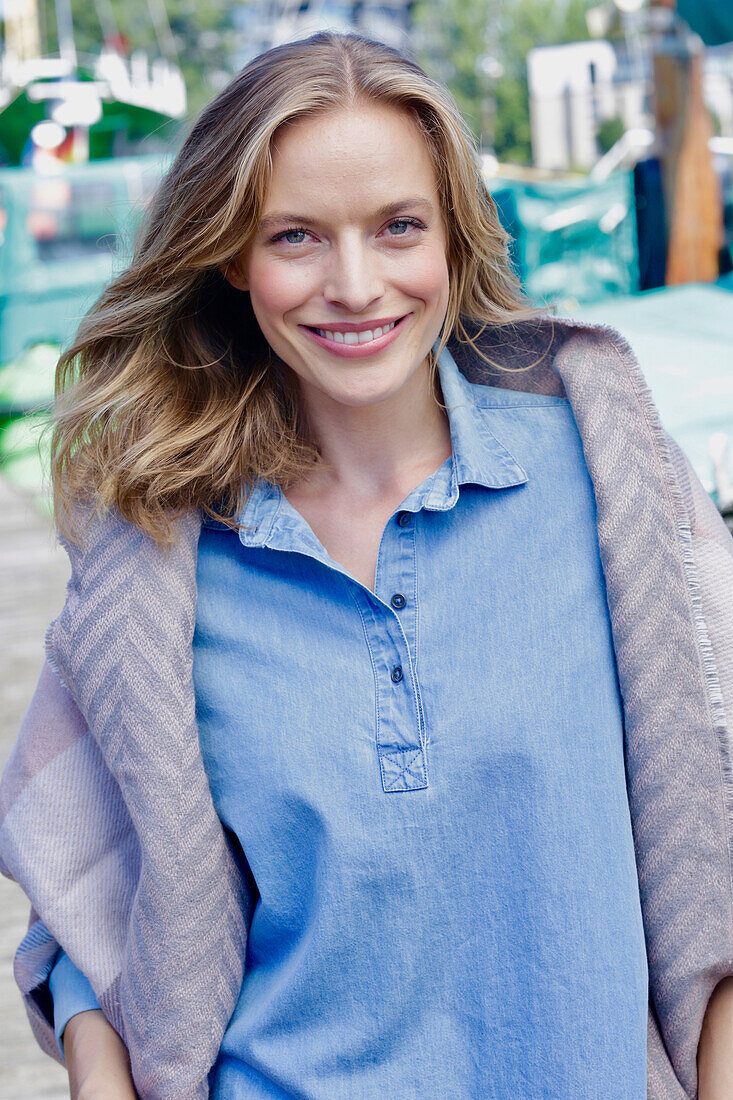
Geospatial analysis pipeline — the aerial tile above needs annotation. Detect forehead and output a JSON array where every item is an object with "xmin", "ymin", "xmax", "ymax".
[{"xmin": 264, "ymin": 104, "xmax": 439, "ymax": 212}]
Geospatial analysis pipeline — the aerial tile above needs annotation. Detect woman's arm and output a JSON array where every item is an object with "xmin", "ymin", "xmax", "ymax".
[
  {"xmin": 698, "ymin": 976, "xmax": 733, "ymax": 1098},
  {"xmin": 49, "ymin": 948, "xmax": 102, "ymax": 1059},
  {"xmin": 48, "ymin": 949, "xmax": 138, "ymax": 1099},
  {"xmin": 64, "ymin": 1009, "xmax": 138, "ymax": 1100}
]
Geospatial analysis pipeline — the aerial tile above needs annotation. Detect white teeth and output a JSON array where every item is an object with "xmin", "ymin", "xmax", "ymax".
[{"xmin": 313, "ymin": 320, "xmax": 398, "ymax": 344}]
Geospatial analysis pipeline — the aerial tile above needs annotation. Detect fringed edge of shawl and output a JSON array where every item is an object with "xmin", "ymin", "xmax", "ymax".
[
  {"xmin": 596, "ymin": 322, "xmax": 733, "ymax": 837},
  {"xmin": 557, "ymin": 317, "xmax": 733, "ymax": 818}
]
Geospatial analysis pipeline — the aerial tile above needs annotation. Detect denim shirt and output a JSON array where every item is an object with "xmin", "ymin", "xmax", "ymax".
[{"xmin": 49, "ymin": 343, "xmax": 648, "ymax": 1098}]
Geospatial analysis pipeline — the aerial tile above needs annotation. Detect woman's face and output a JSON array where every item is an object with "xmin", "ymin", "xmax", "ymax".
[{"xmin": 223, "ymin": 102, "xmax": 450, "ymax": 411}]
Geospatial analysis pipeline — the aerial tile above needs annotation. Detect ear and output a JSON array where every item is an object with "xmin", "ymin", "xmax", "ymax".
[{"xmin": 219, "ymin": 259, "xmax": 249, "ymax": 292}]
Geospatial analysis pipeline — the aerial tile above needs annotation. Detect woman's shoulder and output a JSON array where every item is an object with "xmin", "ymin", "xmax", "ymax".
[
  {"xmin": 53, "ymin": 498, "xmax": 202, "ymax": 569},
  {"xmin": 448, "ymin": 313, "xmax": 637, "ymax": 400}
]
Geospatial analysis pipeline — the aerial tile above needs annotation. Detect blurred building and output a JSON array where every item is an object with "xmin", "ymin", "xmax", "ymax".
[{"xmin": 528, "ymin": 37, "xmax": 733, "ymax": 171}]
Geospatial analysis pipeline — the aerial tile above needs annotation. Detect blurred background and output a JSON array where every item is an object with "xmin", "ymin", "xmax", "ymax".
[{"xmin": 0, "ymin": 0, "xmax": 732, "ymax": 1095}]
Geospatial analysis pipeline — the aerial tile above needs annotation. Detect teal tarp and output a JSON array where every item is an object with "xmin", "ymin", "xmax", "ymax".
[
  {"xmin": 571, "ymin": 283, "xmax": 733, "ymax": 499},
  {"xmin": 677, "ymin": 0, "xmax": 733, "ymax": 47},
  {"xmin": 489, "ymin": 172, "xmax": 639, "ymax": 308},
  {"xmin": 0, "ymin": 154, "xmax": 171, "ymax": 362}
]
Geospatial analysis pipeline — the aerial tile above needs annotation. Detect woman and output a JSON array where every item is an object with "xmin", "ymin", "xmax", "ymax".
[{"xmin": 1, "ymin": 30, "xmax": 732, "ymax": 1100}]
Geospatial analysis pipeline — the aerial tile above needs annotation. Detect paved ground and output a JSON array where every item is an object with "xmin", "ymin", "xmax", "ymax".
[{"xmin": 0, "ymin": 477, "xmax": 71, "ymax": 1098}]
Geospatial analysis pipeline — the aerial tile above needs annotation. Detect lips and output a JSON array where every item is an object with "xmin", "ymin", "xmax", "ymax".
[
  {"xmin": 299, "ymin": 312, "xmax": 411, "ymax": 359},
  {"xmin": 304, "ymin": 314, "xmax": 406, "ymax": 334},
  {"xmin": 301, "ymin": 312, "xmax": 405, "ymax": 336},
  {"xmin": 308, "ymin": 318, "xmax": 401, "ymax": 345}
]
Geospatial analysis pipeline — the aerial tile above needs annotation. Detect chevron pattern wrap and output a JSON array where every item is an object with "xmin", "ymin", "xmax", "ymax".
[{"xmin": 0, "ymin": 317, "xmax": 731, "ymax": 1098}]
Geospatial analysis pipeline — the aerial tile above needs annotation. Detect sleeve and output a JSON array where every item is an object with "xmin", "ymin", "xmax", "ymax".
[{"xmin": 48, "ymin": 947, "xmax": 102, "ymax": 1062}]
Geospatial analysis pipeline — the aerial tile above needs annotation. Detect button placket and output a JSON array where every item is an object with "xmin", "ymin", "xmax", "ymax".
[
  {"xmin": 365, "ymin": 508, "xmax": 426, "ymax": 792},
  {"xmin": 268, "ymin": 486, "xmax": 428, "ymax": 794},
  {"xmin": 353, "ymin": 591, "xmax": 426, "ymax": 791},
  {"xmin": 385, "ymin": 505, "xmax": 425, "ymax": 750},
  {"xmin": 380, "ymin": 507, "xmax": 418, "ymax": 654}
]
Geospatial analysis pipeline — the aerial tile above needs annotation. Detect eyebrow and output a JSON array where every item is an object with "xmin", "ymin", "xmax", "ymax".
[{"xmin": 257, "ymin": 197, "xmax": 435, "ymax": 234}]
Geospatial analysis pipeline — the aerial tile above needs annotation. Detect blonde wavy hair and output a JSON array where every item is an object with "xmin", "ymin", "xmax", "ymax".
[{"xmin": 50, "ymin": 30, "xmax": 541, "ymax": 549}]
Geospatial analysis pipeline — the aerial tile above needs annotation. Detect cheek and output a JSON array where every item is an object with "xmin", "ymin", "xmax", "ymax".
[
  {"xmin": 396, "ymin": 247, "xmax": 449, "ymax": 308},
  {"xmin": 246, "ymin": 257, "xmax": 315, "ymax": 322}
]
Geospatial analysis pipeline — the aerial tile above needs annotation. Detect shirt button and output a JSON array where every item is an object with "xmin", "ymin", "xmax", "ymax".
[
  {"xmin": 397, "ymin": 511, "xmax": 412, "ymax": 527},
  {"xmin": 391, "ymin": 665, "xmax": 403, "ymax": 683},
  {"xmin": 390, "ymin": 593, "xmax": 406, "ymax": 610}
]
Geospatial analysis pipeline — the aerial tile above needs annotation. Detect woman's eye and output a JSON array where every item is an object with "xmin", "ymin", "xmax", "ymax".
[
  {"xmin": 272, "ymin": 227, "xmax": 310, "ymax": 245},
  {"xmin": 271, "ymin": 218, "xmax": 425, "ymax": 245},
  {"xmin": 386, "ymin": 218, "xmax": 424, "ymax": 236}
]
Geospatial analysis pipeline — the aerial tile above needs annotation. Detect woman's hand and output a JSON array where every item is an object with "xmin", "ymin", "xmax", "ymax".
[
  {"xmin": 698, "ymin": 975, "xmax": 733, "ymax": 1099},
  {"xmin": 63, "ymin": 1008, "xmax": 139, "ymax": 1100}
]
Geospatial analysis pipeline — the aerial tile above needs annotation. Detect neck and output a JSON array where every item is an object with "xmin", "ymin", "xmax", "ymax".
[{"xmin": 290, "ymin": 356, "xmax": 451, "ymax": 502}]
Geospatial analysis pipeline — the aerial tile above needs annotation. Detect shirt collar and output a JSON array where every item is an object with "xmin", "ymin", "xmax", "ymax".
[
  {"xmin": 431, "ymin": 339, "xmax": 528, "ymax": 502},
  {"xmin": 234, "ymin": 340, "xmax": 528, "ymax": 548}
]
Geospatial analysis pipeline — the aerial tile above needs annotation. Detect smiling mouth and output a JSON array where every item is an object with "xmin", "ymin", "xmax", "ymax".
[{"xmin": 306, "ymin": 317, "xmax": 405, "ymax": 345}]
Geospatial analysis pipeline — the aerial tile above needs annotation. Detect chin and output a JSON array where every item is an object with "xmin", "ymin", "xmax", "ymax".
[{"xmin": 333, "ymin": 375, "xmax": 414, "ymax": 406}]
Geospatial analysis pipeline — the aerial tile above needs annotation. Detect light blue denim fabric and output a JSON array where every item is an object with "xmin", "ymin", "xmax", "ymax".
[
  {"xmin": 49, "ymin": 343, "xmax": 648, "ymax": 1097},
  {"xmin": 48, "ymin": 945, "xmax": 99, "ymax": 1060}
]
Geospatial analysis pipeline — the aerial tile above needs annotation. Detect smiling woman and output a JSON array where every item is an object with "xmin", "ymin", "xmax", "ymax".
[
  {"xmin": 2, "ymin": 27, "xmax": 733, "ymax": 1100},
  {"xmin": 219, "ymin": 104, "xmax": 450, "ymax": 393},
  {"xmin": 215, "ymin": 99, "xmax": 456, "ymax": 559},
  {"xmin": 46, "ymin": 31, "xmax": 535, "ymax": 549}
]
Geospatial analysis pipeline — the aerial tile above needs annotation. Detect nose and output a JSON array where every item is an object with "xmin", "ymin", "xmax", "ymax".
[{"xmin": 322, "ymin": 235, "xmax": 385, "ymax": 314}]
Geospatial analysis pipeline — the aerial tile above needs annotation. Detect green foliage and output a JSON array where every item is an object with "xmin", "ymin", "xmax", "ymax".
[
  {"xmin": 412, "ymin": 0, "xmax": 594, "ymax": 163},
  {"xmin": 36, "ymin": 0, "xmax": 238, "ymax": 120},
  {"xmin": 31, "ymin": 0, "xmax": 596, "ymax": 161},
  {"xmin": 597, "ymin": 115, "xmax": 625, "ymax": 154}
]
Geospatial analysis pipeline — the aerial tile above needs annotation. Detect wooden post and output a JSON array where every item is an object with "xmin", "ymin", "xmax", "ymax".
[{"xmin": 651, "ymin": 0, "xmax": 723, "ymax": 284}]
